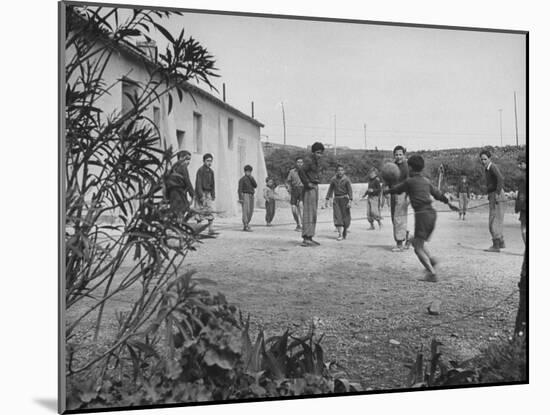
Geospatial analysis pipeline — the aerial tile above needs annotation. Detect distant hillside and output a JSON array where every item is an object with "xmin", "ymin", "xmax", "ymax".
[{"xmin": 263, "ymin": 143, "xmax": 526, "ymax": 194}]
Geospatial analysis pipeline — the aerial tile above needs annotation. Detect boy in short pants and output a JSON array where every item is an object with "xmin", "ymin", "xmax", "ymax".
[{"xmin": 385, "ymin": 155, "xmax": 459, "ymax": 282}]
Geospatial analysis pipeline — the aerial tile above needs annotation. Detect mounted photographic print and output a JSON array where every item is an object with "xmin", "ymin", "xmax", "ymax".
[{"xmin": 59, "ymin": 1, "xmax": 528, "ymax": 413}]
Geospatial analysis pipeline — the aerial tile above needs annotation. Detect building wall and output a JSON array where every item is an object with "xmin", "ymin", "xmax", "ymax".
[{"xmin": 66, "ymin": 43, "xmax": 266, "ymax": 217}]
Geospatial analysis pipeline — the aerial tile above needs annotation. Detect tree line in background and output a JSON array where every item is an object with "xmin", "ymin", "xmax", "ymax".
[{"xmin": 264, "ymin": 144, "xmax": 526, "ymax": 194}]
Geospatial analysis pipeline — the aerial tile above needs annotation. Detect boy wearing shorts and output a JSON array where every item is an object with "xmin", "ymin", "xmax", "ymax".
[{"xmin": 385, "ymin": 155, "xmax": 459, "ymax": 282}]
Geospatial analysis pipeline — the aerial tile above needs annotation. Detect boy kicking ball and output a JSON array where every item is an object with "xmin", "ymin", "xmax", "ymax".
[{"xmin": 384, "ymin": 155, "xmax": 459, "ymax": 282}]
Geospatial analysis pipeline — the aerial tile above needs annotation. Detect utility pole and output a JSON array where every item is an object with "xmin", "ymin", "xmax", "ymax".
[
  {"xmin": 364, "ymin": 123, "xmax": 367, "ymax": 150},
  {"xmin": 513, "ymin": 91, "xmax": 519, "ymax": 147},
  {"xmin": 281, "ymin": 102, "xmax": 287, "ymax": 145},
  {"xmin": 333, "ymin": 115, "xmax": 337, "ymax": 156},
  {"xmin": 498, "ymin": 109, "xmax": 503, "ymax": 146}
]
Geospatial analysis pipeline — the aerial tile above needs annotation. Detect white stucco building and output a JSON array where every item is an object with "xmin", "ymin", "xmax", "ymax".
[{"xmin": 68, "ymin": 30, "xmax": 267, "ymax": 217}]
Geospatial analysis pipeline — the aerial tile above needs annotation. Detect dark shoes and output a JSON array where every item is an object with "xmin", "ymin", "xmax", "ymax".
[
  {"xmin": 484, "ymin": 239, "xmax": 500, "ymax": 252},
  {"xmin": 485, "ymin": 238, "xmax": 505, "ymax": 252},
  {"xmin": 301, "ymin": 237, "xmax": 320, "ymax": 247}
]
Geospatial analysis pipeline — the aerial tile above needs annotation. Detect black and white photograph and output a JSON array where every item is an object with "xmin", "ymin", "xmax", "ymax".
[{"xmin": 59, "ymin": 1, "xmax": 528, "ymax": 413}]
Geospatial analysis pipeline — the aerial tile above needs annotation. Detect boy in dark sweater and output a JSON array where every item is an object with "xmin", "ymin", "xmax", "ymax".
[
  {"xmin": 385, "ymin": 155, "xmax": 459, "ymax": 282},
  {"xmin": 238, "ymin": 165, "xmax": 257, "ymax": 231},
  {"xmin": 325, "ymin": 165, "xmax": 353, "ymax": 241},
  {"xmin": 479, "ymin": 150, "xmax": 506, "ymax": 252},
  {"xmin": 298, "ymin": 141, "xmax": 325, "ymax": 246},
  {"xmin": 195, "ymin": 153, "xmax": 217, "ymax": 235}
]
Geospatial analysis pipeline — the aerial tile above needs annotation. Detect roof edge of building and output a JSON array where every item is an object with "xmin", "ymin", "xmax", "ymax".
[{"xmin": 70, "ymin": 7, "xmax": 264, "ymax": 128}]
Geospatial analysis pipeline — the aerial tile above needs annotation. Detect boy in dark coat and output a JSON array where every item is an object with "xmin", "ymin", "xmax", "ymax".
[
  {"xmin": 385, "ymin": 155, "xmax": 459, "ymax": 282},
  {"xmin": 195, "ymin": 153, "xmax": 217, "ymax": 235},
  {"xmin": 165, "ymin": 150, "xmax": 194, "ymax": 222},
  {"xmin": 298, "ymin": 142, "xmax": 325, "ymax": 246},
  {"xmin": 479, "ymin": 149, "xmax": 506, "ymax": 252}
]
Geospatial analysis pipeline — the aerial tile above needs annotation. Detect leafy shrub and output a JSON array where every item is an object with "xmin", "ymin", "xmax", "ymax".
[{"xmin": 67, "ymin": 271, "xmax": 361, "ymax": 410}]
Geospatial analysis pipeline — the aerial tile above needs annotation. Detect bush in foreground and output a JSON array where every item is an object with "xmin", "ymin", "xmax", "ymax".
[{"xmin": 67, "ymin": 271, "xmax": 361, "ymax": 410}]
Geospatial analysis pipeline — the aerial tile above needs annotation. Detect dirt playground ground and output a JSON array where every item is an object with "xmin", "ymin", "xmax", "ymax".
[
  {"xmin": 182, "ymin": 199, "xmax": 524, "ymax": 390},
  {"xmin": 70, "ymin": 198, "xmax": 524, "ymax": 391}
]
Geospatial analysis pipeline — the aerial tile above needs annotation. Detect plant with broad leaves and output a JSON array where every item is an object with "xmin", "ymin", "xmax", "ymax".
[{"xmin": 67, "ymin": 273, "xmax": 363, "ymax": 410}]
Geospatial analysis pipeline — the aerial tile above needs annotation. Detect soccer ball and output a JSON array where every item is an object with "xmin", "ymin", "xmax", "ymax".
[{"xmin": 380, "ymin": 162, "xmax": 401, "ymax": 184}]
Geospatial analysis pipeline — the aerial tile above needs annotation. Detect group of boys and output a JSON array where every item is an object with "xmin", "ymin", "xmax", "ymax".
[
  {"xmin": 236, "ymin": 166, "xmax": 278, "ymax": 231},
  {"xmin": 164, "ymin": 150, "xmax": 217, "ymax": 236},
  {"xmin": 167, "ymin": 142, "xmax": 527, "ymax": 283},
  {"xmin": 282, "ymin": 141, "xmax": 527, "ymax": 283}
]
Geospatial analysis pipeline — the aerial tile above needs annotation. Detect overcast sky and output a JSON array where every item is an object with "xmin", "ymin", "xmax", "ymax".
[{"xmin": 150, "ymin": 9, "xmax": 526, "ymax": 151}]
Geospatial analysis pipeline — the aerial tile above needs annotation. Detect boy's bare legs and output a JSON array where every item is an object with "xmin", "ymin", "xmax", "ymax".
[
  {"xmin": 293, "ymin": 203, "xmax": 303, "ymax": 230},
  {"xmin": 423, "ymin": 244, "xmax": 436, "ymax": 266},
  {"xmin": 412, "ymin": 238, "xmax": 437, "ymax": 281}
]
